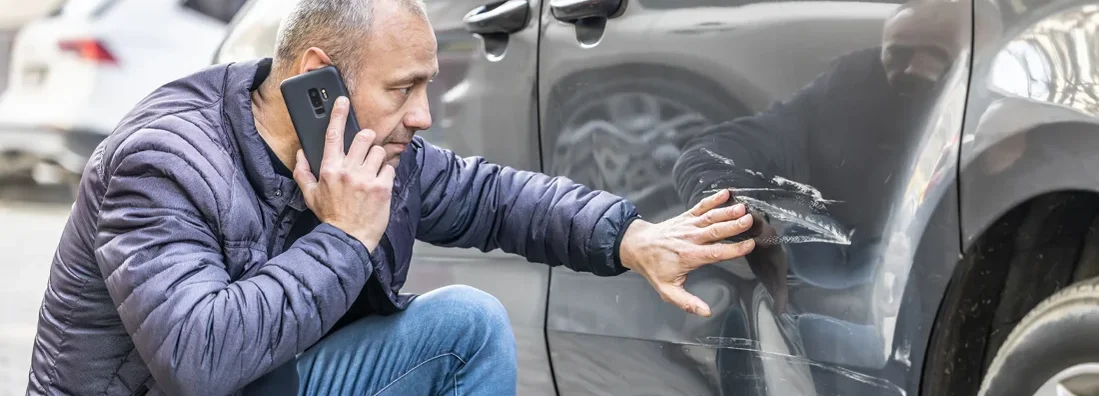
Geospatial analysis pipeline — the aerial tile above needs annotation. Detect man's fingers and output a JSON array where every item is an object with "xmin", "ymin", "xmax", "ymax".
[
  {"xmin": 377, "ymin": 163, "xmax": 396, "ymax": 182},
  {"xmin": 323, "ymin": 96, "xmax": 350, "ymax": 164},
  {"xmin": 363, "ymin": 146, "xmax": 387, "ymax": 176},
  {"xmin": 698, "ymin": 213, "xmax": 754, "ymax": 242},
  {"xmin": 697, "ymin": 203, "xmax": 746, "ymax": 227},
  {"xmin": 694, "ymin": 238, "xmax": 756, "ymax": 266},
  {"xmin": 659, "ymin": 285, "xmax": 712, "ymax": 317},
  {"xmin": 292, "ymin": 149, "xmax": 317, "ymax": 190},
  {"xmin": 346, "ymin": 129, "xmax": 376, "ymax": 166},
  {"xmin": 689, "ymin": 189, "xmax": 731, "ymax": 217}
]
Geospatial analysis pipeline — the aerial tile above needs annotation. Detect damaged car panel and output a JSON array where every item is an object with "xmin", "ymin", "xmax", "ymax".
[{"xmin": 539, "ymin": 0, "xmax": 970, "ymax": 394}]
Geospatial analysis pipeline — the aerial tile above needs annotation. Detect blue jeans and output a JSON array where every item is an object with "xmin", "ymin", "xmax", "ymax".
[{"xmin": 244, "ymin": 285, "xmax": 518, "ymax": 395}]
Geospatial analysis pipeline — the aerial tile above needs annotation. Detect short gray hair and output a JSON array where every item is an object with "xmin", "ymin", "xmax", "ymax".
[{"xmin": 274, "ymin": 0, "xmax": 427, "ymax": 80}]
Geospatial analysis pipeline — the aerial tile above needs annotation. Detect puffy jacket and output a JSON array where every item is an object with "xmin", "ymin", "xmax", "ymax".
[{"xmin": 27, "ymin": 57, "xmax": 639, "ymax": 396}]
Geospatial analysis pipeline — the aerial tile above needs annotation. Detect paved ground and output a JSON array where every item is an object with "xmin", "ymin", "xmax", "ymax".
[{"xmin": 0, "ymin": 181, "xmax": 73, "ymax": 395}]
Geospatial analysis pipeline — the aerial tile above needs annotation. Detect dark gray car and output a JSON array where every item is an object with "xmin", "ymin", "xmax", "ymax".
[{"xmin": 213, "ymin": 0, "xmax": 1099, "ymax": 395}]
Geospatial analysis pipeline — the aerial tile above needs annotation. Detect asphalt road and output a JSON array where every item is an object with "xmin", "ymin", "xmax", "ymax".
[{"xmin": 0, "ymin": 181, "xmax": 73, "ymax": 395}]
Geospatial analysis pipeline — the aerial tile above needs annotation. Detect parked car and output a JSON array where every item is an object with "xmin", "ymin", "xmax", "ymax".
[
  {"xmin": 216, "ymin": 0, "xmax": 1099, "ymax": 395},
  {"xmin": 0, "ymin": 0, "xmax": 245, "ymax": 186},
  {"xmin": 0, "ymin": 30, "xmax": 13, "ymax": 95}
]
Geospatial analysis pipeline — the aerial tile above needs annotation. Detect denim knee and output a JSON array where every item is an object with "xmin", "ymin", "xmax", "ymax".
[
  {"xmin": 418, "ymin": 285, "xmax": 513, "ymax": 345},
  {"xmin": 428, "ymin": 285, "xmax": 511, "ymax": 331},
  {"xmin": 408, "ymin": 285, "xmax": 517, "ymax": 393}
]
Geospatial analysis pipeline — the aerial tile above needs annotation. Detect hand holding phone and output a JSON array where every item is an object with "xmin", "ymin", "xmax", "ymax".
[
  {"xmin": 280, "ymin": 65, "xmax": 361, "ymax": 179},
  {"xmin": 291, "ymin": 97, "xmax": 395, "ymax": 251}
]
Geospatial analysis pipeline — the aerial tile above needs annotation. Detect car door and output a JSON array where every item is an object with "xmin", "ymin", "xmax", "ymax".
[
  {"xmin": 215, "ymin": 1, "xmax": 554, "ymax": 394},
  {"xmin": 539, "ymin": 0, "xmax": 971, "ymax": 394},
  {"xmin": 404, "ymin": 2, "xmax": 555, "ymax": 395}
]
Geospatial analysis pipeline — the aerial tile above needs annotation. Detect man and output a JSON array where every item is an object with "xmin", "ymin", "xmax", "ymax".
[{"xmin": 26, "ymin": 0, "xmax": 759, "ymax": 395}]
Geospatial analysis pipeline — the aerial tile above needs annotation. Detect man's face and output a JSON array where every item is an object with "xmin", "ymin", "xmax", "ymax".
[
  {"xmin": 346, "ymin": 4, "xmax": 439, "ymax": 167},
  {"xmin": 881, "ymin": 0, "xmax": 968, "ymax": 96}
]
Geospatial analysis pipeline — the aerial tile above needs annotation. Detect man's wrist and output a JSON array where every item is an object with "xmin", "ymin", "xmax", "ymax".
[
  {"xmin": 350, "ymin": 233, "xmax": 379, "ymax": 253},
  {"xmin": 615, "ymin": 216, "xmax": 646, "ymax": 271},
  {"xmin": 324, "ymin": 222, "xmax": 379, "ymax": 252}
]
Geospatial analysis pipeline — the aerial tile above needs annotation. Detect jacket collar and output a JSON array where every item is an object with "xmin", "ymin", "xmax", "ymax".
[{"xmin": 222, "ymin": 58, "xmax": 307, "ymax": 211}]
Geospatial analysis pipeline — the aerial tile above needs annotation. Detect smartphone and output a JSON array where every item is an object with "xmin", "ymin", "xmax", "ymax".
[{"xmin": 280, "ymin": 65, "xmax": 362, "ymax": 179}]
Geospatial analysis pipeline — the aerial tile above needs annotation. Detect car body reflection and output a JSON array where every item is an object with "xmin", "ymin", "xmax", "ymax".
[{"xmin": 543, "ymin": 0, "xmax": 970, "ymax": 394}]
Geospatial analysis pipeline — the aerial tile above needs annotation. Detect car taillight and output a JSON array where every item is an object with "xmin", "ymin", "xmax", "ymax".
[{"xmin": 58, "ymin": 39, "xmax": 117, "ymax": 65}]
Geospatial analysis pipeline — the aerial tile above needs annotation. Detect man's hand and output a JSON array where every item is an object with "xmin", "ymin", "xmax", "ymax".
[
  {"xmin": 619, "ymin": 189, "xmax": 757, "ymax": 317},
  {"xmin": 293, "ymin": 96, "xmax": 395, "ymax": 251}
]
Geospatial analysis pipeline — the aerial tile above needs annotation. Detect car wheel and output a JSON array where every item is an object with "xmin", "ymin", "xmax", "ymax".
[{"xmin": 978, "ymin": 276, "xmax": 1099, "ymax": 396}]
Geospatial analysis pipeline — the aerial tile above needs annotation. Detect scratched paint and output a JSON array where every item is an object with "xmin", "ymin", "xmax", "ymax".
[
  {"xmin": 734, "ymin": 196, "xmax": 852, "ymax": 245},
  {"xmin": 699, "ymin": 148, "xmax": 854, "ymax": 246},
  {"xmin": 695, "ymin": 337, "xmax": 907, "ymax": 396}
]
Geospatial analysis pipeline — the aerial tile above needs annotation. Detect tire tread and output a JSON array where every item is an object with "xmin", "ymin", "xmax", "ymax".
[{"xmin": 979, "ymin": 276, "xmax": 1099, "ymax": 394}]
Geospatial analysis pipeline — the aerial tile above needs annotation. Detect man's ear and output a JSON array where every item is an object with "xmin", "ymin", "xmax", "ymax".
[{"xmin": 298, "ymin": 47, "xmax": 334, "ymax": 74}]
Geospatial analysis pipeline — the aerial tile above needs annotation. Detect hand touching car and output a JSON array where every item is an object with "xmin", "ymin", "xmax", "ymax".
[{"xmin": 617, "ymin": 189, "xmax": 759, "ymax": 317}]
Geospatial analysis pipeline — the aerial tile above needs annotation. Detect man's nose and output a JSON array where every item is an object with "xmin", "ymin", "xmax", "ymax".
[{"xmin": 404, "ymin": 95, "xmax": 432, "ymax": 131}]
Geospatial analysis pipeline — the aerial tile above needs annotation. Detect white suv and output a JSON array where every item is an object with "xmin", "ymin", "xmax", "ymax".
[{"xmin": 0, "ymin": 0, "xmax": 244, "ymax": 185}]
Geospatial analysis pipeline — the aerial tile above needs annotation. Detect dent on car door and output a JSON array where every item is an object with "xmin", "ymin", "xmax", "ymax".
[
  {"xmin": 400, "ymin": 1, "xmax": 556, "ymax": 396},
  {"xmin": 539, "ymin": 0, "xmax": 971, "ymax": 394}
]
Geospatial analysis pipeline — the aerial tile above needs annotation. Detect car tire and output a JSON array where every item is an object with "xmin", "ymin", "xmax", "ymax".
[{"xmin": 978, "ymin": 276, "xmax": 1099, "ymax": 396}]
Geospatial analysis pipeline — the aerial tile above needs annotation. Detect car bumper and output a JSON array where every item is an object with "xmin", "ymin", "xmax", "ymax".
[
  {"xmin": 58, "ymin": 129, "xmax": 106, "ymax": 174},
  {"xmin": 0, "ymin": 124, "xmax": 65, "ymax": 174}
]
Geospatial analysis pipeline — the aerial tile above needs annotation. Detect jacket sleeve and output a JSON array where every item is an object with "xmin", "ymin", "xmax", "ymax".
[
  {"xmin": 94, "ymin": 129, "xmax": 371, "ymax": 396},
  {"xmin": 414, "ymin": 139, "xmax": 639, "ymax": 276}
]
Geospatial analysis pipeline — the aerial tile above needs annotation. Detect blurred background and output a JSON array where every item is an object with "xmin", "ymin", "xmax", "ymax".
[{"xmin": 0, "ymin": 1, "xmax": 247, "ymax": 393}]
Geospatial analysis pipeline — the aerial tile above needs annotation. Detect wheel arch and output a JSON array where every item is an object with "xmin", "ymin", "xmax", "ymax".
[
  {"xmin": 959, "ymin": 100, "xmax": 1099, "ymax": 245},
  {"xmin": 920, "ymin": 190, "xmax": 1099, "ymax": 395},
  {"xmin": 919, "ymin": 107, "xmax": 1099, "ymax": 394}
]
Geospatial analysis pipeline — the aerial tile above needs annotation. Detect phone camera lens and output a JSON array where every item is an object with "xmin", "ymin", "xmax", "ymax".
[{"xmin": 307, "ymin": 88, "xmax": 324, "ymax": 108}]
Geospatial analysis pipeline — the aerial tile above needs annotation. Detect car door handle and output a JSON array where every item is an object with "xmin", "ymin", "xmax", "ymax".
[
  {"xmin": 549, "ymin": 0, "xmax": 623, "ymax": 22},
  {"xmin": 463, "ymin": 0, "xmax": 530, "ymax": 35}
]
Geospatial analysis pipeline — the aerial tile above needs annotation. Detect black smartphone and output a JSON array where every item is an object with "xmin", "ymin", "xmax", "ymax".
[{"xmin": 279, "ymin": 65, "xmax": 362, "ymax": 179}]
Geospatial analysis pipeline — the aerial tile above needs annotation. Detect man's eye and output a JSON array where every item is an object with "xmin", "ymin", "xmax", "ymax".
[{"xmin": 398, "ymin": 87, "xmax": 411, "ymax": 96}]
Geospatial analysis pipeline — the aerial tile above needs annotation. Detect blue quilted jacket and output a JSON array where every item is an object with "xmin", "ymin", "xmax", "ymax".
[{"xmin": 27, "ymin": 58, "xmax": 638, "ymax": 396}]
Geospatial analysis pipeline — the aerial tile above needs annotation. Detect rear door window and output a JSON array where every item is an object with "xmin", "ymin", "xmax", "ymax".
[{"xmin": 182, "ymin": 0, "xmax": 248, "ymax": 23}]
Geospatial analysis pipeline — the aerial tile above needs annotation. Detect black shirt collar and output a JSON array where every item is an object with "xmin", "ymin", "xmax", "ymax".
[
  {"xmin": 250, "ymin": 58, "xmax": 293, "ymax": 178},
  {"xmin": 251, "ymin": 58, "xmax": 272, "ymax": 91}
]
